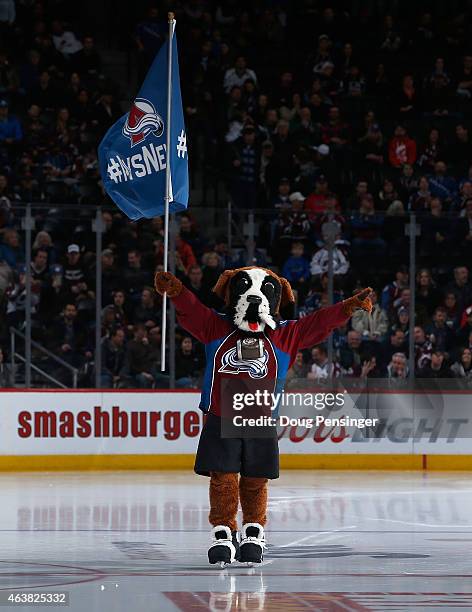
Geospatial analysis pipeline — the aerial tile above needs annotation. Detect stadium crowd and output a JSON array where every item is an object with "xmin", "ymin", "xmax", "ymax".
[{"xmin": 0, "ymin": 1, "xmax": 472, "ymax": 387}]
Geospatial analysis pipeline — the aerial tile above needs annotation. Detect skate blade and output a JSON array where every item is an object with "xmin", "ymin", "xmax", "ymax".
[
  {"xmin": 212, "ymin": 561, "xmax": 228, "ymax": 569},
  {"xmin": 236, "ymin": 559, "xmax": 272, "ymax": 567}
]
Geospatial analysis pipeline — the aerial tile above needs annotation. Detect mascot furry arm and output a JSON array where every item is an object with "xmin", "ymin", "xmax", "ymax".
[{"xmin": 155, "ymin": 268, "xmax": 372, "ymax": 353}]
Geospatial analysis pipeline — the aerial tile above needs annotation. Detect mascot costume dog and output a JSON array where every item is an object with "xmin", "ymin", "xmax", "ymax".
[{"xmin": 155, "ymin": 267, "xmax": 372, "ymax": 566}]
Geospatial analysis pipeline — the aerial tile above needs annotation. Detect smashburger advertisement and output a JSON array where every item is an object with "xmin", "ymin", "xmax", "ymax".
[{"xmin": 1, "ymin": 391, "xmax": 472, "ymax": 455}]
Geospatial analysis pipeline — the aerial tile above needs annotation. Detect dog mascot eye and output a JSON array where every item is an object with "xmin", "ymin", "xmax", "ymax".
[
  {"xmin": 263, "ymin": 281, "xmax": 275, "ymax": 298},
  {"xmin": 236, "ymin": 276, "xmax": 250, "ymax": 292}
]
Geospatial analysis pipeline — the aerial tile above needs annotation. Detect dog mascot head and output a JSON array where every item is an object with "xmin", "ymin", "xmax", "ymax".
[{"xmin": 213, "ymin": 267, "xmax": 295, "ymax": 333}]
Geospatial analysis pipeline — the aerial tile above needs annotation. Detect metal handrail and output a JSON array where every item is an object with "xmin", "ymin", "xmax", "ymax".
[
  {"xmin": 13, "ymin": 353, "xmax": 67, "ymax": 389},
  {"xmin": 10, "ymin": 327, "xmax": 78, "ymax": 388}
]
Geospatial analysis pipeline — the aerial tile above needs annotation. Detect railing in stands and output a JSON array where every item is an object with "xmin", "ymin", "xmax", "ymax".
[{"xmin": 10, "ymin": 327, "xmax": 78, "ymax": 389}]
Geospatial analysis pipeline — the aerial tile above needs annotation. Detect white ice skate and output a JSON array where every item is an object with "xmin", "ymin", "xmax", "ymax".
[
  {"xmin": 239, "ymin": 523, "xmax": 266, "ymax": 565},
  {"xmin": 208, "ymin": 525, "xmax": 240, "ymax": 568}
]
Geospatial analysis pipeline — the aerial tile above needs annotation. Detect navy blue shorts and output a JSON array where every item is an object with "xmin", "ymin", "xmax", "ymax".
[{"xmin": 194, "ymin": 413, "xmax": 279, "ymax": 479}]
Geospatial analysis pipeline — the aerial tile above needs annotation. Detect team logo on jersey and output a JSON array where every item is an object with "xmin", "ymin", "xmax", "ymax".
[
  {"xmin": 218, "ymin": 346, "xmax": 269, "ymax": 379},
  {"xmin": 122, "ymin": 98, "xmax": 164, "ymax": 147}
]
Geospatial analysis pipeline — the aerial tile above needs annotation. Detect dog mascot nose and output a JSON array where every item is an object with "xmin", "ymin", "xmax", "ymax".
[{"xmin": 246, "ymin": 294, "xmax": 262, "ymax": 304}]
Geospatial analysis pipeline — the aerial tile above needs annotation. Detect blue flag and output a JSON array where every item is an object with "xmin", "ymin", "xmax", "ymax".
[{"xmin": 98, "ymin": 23, "xmax": 188, "ymax": 220}]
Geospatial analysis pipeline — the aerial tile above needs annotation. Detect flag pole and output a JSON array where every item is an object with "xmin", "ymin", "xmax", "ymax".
[{"xmin": 161, "ymin": 11, "xmax": 175, "ymax": 372}]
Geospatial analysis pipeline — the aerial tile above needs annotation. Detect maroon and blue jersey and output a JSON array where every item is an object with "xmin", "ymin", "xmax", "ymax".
[{"xmin": 172, "ymin": 287, "xmax": 349, "ymax": 416}]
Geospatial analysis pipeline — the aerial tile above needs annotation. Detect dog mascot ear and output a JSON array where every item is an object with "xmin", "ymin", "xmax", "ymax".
[
  {"xmin": 278, "ymin": 276, "xmax": 295, "ymax": 313},
  {"xmin": 212, "ymin": 269, "xmax": 236, "ymax": 305}
]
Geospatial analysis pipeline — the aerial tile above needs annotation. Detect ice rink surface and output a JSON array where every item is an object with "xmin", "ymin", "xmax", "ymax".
[{"xmin": 0, "ymin": 470, "xmax": 471, "ymax": 611}]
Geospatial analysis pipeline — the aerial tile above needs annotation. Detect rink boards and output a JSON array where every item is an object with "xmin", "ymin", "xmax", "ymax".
[{"xmin": 0, "ymin": 390, "xmax": 471, "ymax": 470}]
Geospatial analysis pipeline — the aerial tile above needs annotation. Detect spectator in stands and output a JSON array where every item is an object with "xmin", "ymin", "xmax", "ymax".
[
  {"xmin": 346, "ymin": 179, "xmax": 370, "ymax": 210},
  {"xmin": 308, "ymin": 344, "xmax": 340, "ymax": 379},
  {"xmin": 380, "ymin": 329, "xmax": 408, "ymax": 369},
  {"xmin": 417, "ymin": 128, "xmax": 442, "ymax": 172},
  {"xmin": 175, "ymin": 336, "xmax": 203, "ymax": 388},
  {"xmin": 419, "ymin": 197, "xmax": 451, "ymax": 266},
  {"xmin": 73, "ymin": 36, "xmax": 102, "ymax": 79},
  {"xmin": 100, "ymin": 326, "xmax": 126, "ymax": 388},
  {"xmin": 0, "ymin": 347, "xmax": 10, "ymax": 387},
  {"xmin": 395, "ymin": 74, "xmax": 421, "ymax": 121},
  {"xmin": 455, "ymin": 182, "xmax": 472, "ymax": 214},
  {"xmin": 63, "ymin": 243, "xmax": 85, "ymax": 294},
  {"xmin": 310, "ymin": 239, "xmax": 349, "ymax": 278},
  {"xmin": 101, "ymin": 249, "xmax": 120, "ymax": 305},
  {"xmin": 390, "ymin": 306, "xmax": 410, "ymax": 336},
  {"xmin": 223, "ymin": 56, "xmax": 257, "ymax": 94},
  {"xmin": 32, "ymin": 231, "xmax": 56, "ymax": 265},
  {"xmin": 359, "ymin": 355, "xmax": 382, "ymax": 378},
  {"xmin": 0, "ymin": 174, "xmax": 15, "ymax": 200},
  {"xmin": 282, "ymin": 241, "xmax": 310, "ymax": 290},
  {"xmin": 228, "ymin": 125, "xmax": 260, "ymax": 210},
  {"xmin": 388, "ymin": 124, "xmax": 417, "ymax": 169},
  {"xmin": 184, "ymin": 264, "xmax": 213, "ymax": 306},
  {"xmin": 409, "ymin": 176, "xmax": 432, "ymax": 212},
  {"xmin": 381, "ymin": 266, "xmax": 409, "ymax": 313},
  {"xmin": 394, "ymin": 176, "xmax": 415, "ymax": 208},
  {"xmin": 179, "ymin": 213, "xmax": 204, "ymax": 257},
  {"xmin": 48, "ymin": 303, "xmax": 87, "ymax": 370},
  {"xmin": 377, "ymin": 178, "xmax": 400, "ymax": 211},
  {"xmin": 213, "ymin": 238, "xmax": 233, "ymax": 270},
  {"xmin": 304, "ymin": 175, "xmax": 332, "ymax": 216},
  {"xmin": 448, "ymin": 124, "xmax": 472, "ymax": 176},
  {"xmin": 51, "ymin": 20, "xmax": 82, "ymax": 58},
  {"xmin": 450, "ymin": 347, "xmax": 472, "ymax": 380},
  {"xmin": 0, "ymin": 99, "xmax": 22, "ymax": 158},
  {"xmin": 339, "ymin": 330, "xmax": 364, "ymax": 373},
  {"xmin": 414, "ymin": 325, "xmax": 433, "ymax": 370},
  {"xmin": 426, "ymin": 307, "xmax": 455, "ymax": 353},
  {"xmin": 291, "ymin": 106, "xmax": 318, "ymax": 148},
  {"xmin": 428, "ymin": 161, "xmax": 457, "ymax": 204},
  {"xmin": 457, "ymin": 306, "xmax": 472, "ymax": 347},
  {"xmin": 415, "ymin": 268, "xmax": 441, "ymax": 323},
  {"xmin": 30, "ymin": 248, "xmax": 49, "ymax": 287},
  {"xmin": 442, "ymin": 292, "xmax": 461, "ymax": 331},
  {"xmin": 417, "ymin": 350, "xmax": 453, "ymax": 378},
  {"xmin": 351, "ymin": 290, "xmax": 388, "ymax": 342},
  {"xmin": 386, "ymin": 352, "xmax": 409, "ymax": 379},
  {"xmin": 174, "ymin": 236, "xmax": 197, "ymax": 274},
  {"xmin": 455, "ymin": 198, "xmax": 472, "ymax": 261},
  {"xmin": 350, "ymin": 194, "xmax": 386, "ymax": 261},
  {"xmin": 0, "ymin": 228, "xmax": 22, "ymax": 268},
  {"xmin": 125, "ymin": 324, "xmax": 155, "ymax": 388},
  {"xmin": 456, "ymin": 55, "xmax": 472, "ymax": 98},
  {"xmin": 446, "ymin": 267, "xmax": 472, "ymax": 312},
  {"xmin": 135, "ymin": 7, "xmax": 166, "ymax": 78},
  {"xmin": 286, "ymin": 351, "xmax": 309, "ymax": 387},
  {"xmin": 133, "ymin": 287, "xmax": 159, "ymax": 327},
  {"xmin": 94, "ymin": 92, "xmax": 121, "ymax": 133},
  {"xmin": 271, "ymin": 177, "xmax": 291, "ymax": 209},
  {"xmin": 358, "ymin": 122, "xmax": 385, "ymax": 182},
  {"xmin": 123, "ymin": 250, "xmax": 151, "ymax": 302},
  {"xmin": 272, "ymin": 119, "xmax": 294, "ymax": 173},
  {"xmin": 0, "ymin": 251, "xmax": 12, "ymax": 300},
  {"xmin": 108, "ymin": 290, "xmax": 129, "ymax": 327}
]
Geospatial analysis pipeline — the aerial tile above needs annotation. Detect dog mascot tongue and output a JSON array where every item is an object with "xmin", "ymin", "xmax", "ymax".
[{"xmin": 155, "ymin": 267, "xmax": 372, "ymax": 566}]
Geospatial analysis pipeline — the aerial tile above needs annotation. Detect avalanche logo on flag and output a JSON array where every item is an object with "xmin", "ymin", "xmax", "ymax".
[
  {"xmin": 98, "ymin": 21, "xmax": 189, "ymax": 221},
  {"xmin": 122, "ymin": 98, "xmax": 164, "ymax": 147}
]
